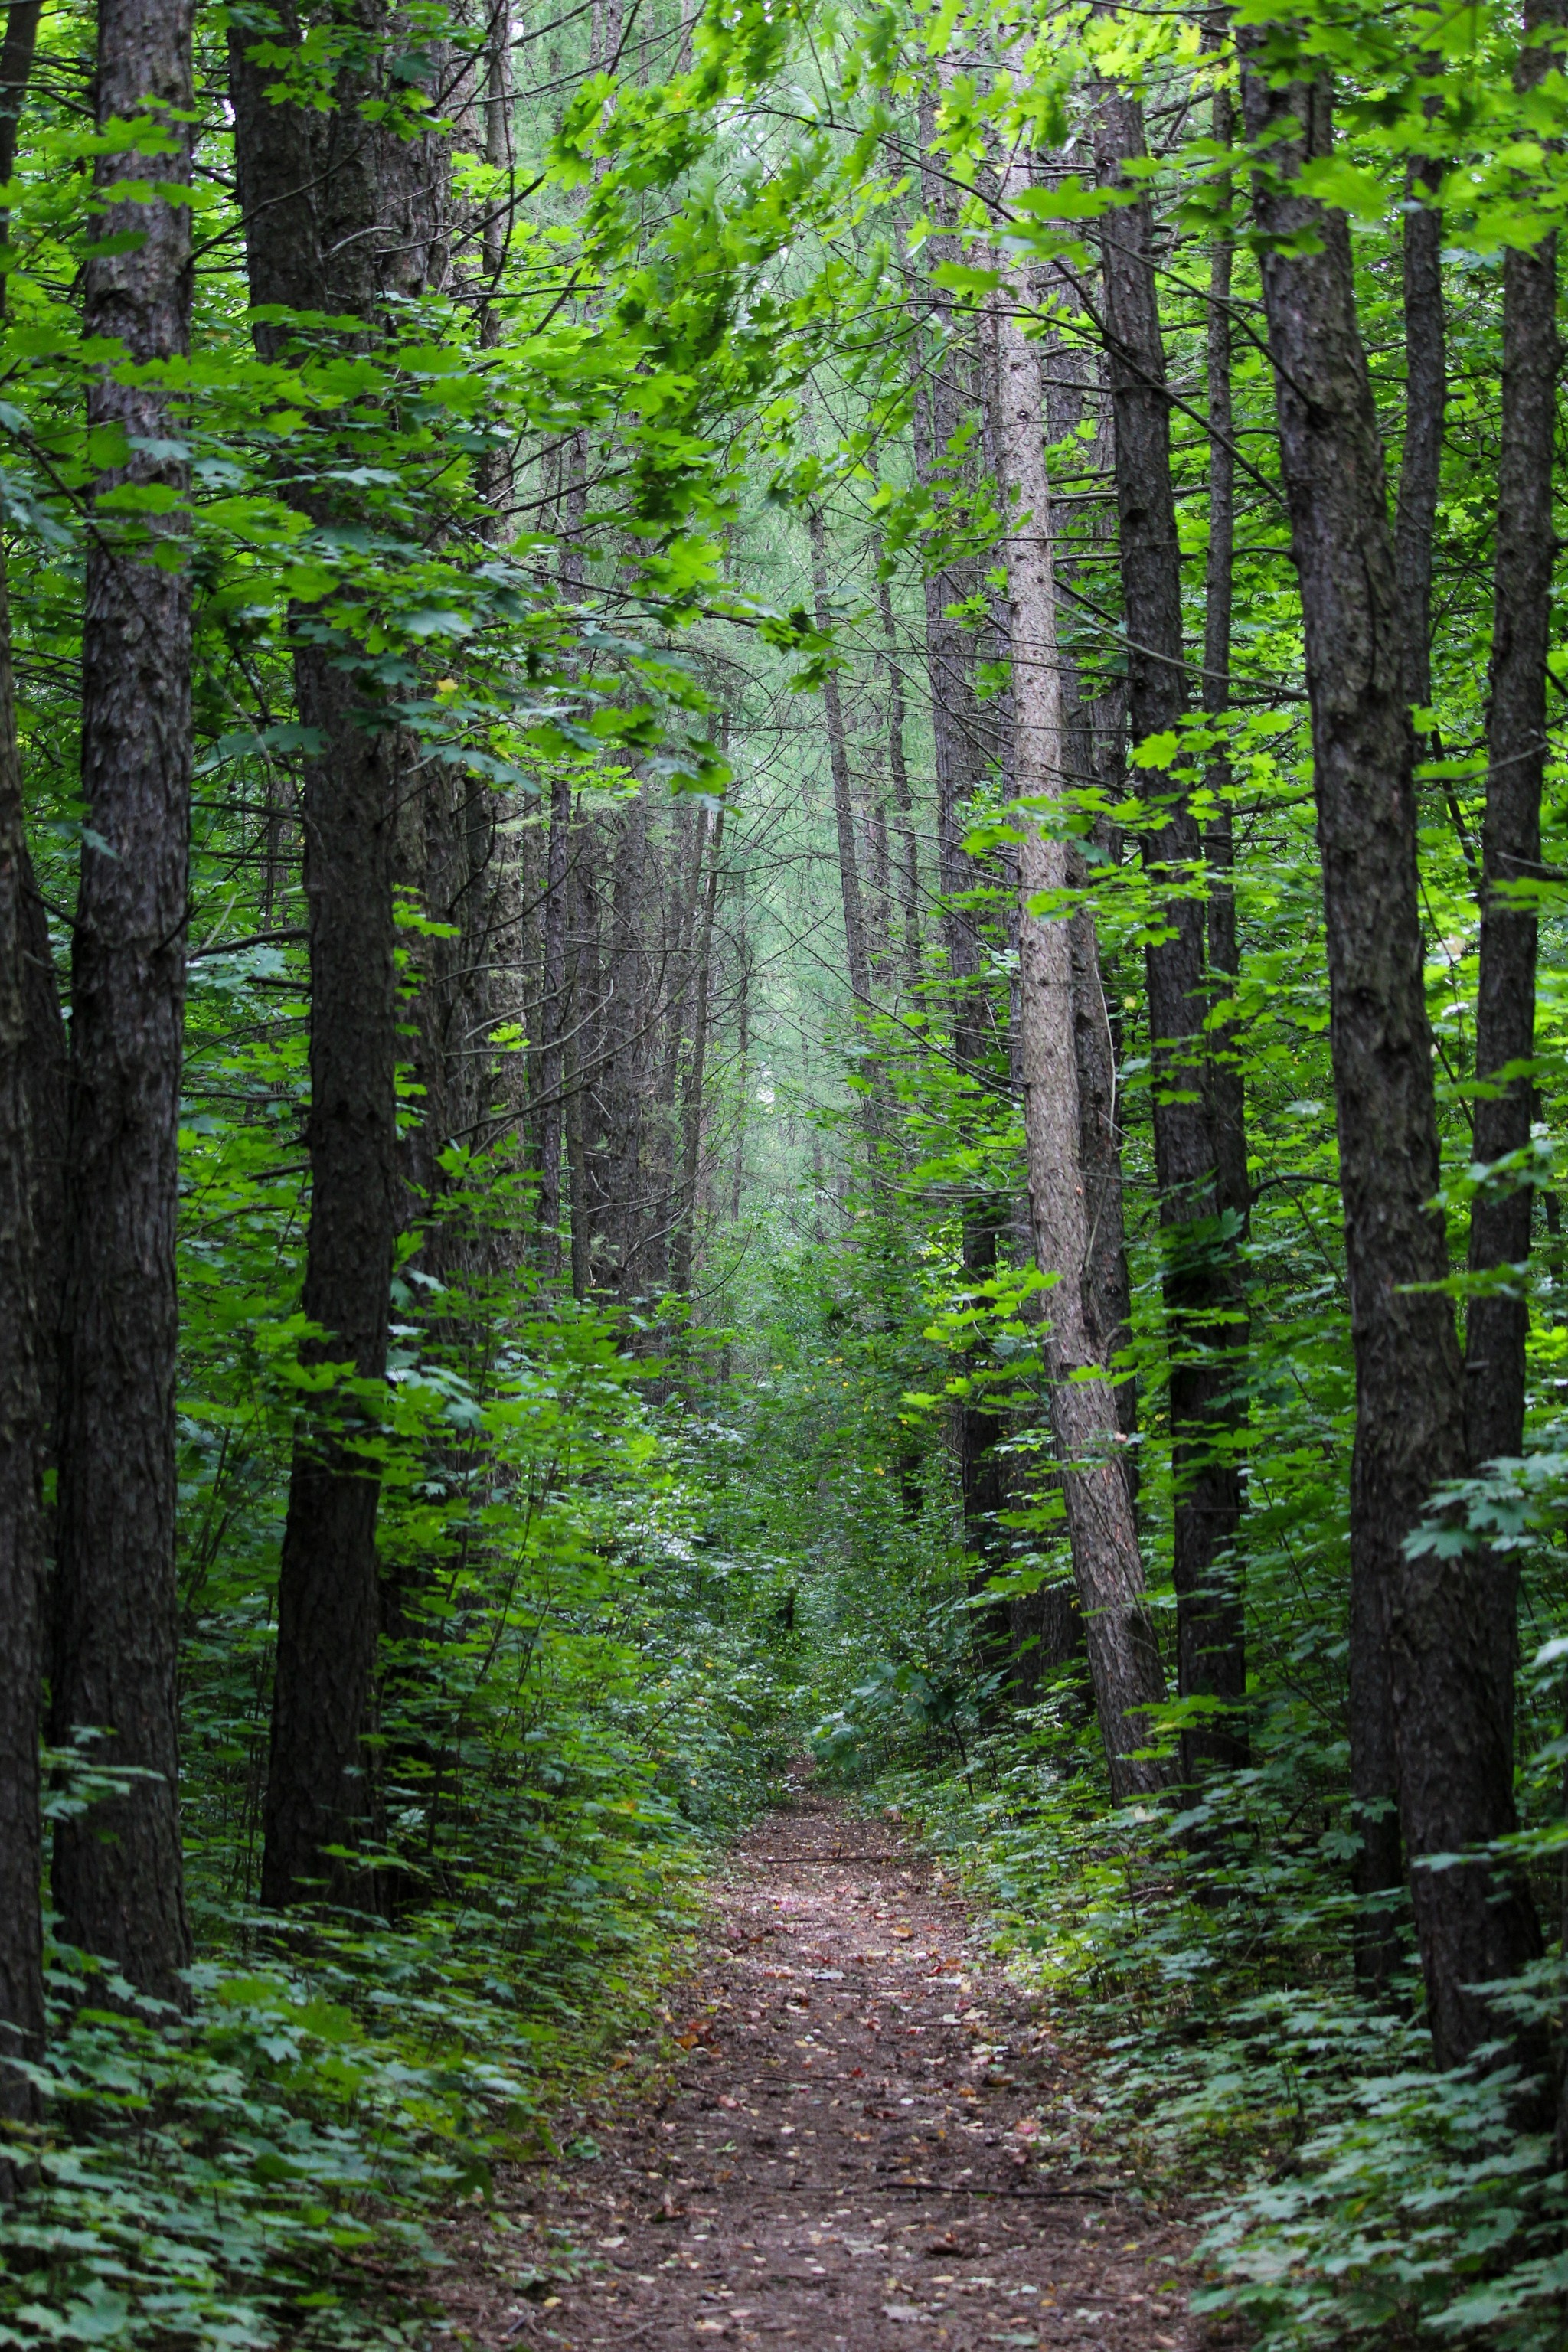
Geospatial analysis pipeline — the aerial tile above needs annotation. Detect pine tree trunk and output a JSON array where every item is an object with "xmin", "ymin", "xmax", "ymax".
[
  {"xmin": 232, "ymin": 8, "xmax": 446, "ymax": 1908},
  {"xmin": 808, "ymin": 505, "xmax": 876, "ymax": 1027},
  {"xmin": 672, "ymin": 805, "xmax": 724, "ymax": 1293},
  {"xmin": 0, "ymin": 0, "xmax": 57, "ymax": 2138},
  {"xmin": 996, "ymin": 253, "xmax": 1166, "ymax": 1800},
  {"xmin": 50, "ymin": 0, "xmax": 195, "ymax": 1998},
  {"xmin": 0, "ymin": 548, "xmax": 44, "ymax": 2149},
  {"xmin": 1242, "ymin": 54, "xmax": 1544, "ymax": 2073},
  {"xmin": 1093, "ymin": 87, "xmax": 1248, "ymax": 1781},
  {"xmin": 1466, "ymin": 0, "xmax": 1563, "ymax": 1475},
  {"xmin": 875, "ymin": 567, "xmax": 921, "ymax": 1000},
  {"xmin": 1203, "ymin": 80, "xmax": 1250, "ymax": 1243}
]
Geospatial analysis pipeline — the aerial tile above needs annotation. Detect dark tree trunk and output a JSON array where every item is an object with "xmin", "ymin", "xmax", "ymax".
[
  {"xmin": 672, "ymin": 804, "xmax": 724, "ymax": 1294},
  {"xmin": 1093, "ymin": 87, "xmax": 1247, "ymax": 1779},
  {"xmin": 50, "ymin": 0, "xmax": 195, "ymax": 1998},
  {"xmin": 1466, "ymin": 0, "xmax": 1563, "ymax": 1475},
  {"xmin": 1395, "ymin": 164, "xmax": 1446, "ymax": 717},
  {"xmin": 1242, "ymin": 54, "xmax": 1544, "ymax": 2075},
  {"xmin": 0, "ymin": 551, "xmax": 44, "ymax": 2158},
  {"xmin": 537, "ymin": 769, "xmax": 571, "ymax": 1273},
  {"xmin": 0, "ymin": 0, "xmax": 59, "ymax": 2154},
  {"xmin": 809, "ymin": 505, "xmax": 875, "ymax": 1027},
  {"xmin": 232, "ymin": 3, "xmax": 446, "ymax": 1908},
  {"xmin": 875, "ymin": 568, "xmax": 921, "ymax": 1001},
  {"xmin": 604, "ymin": 783, "xmax": 650, "ymax": 1294},
  {"xmin": 1203, "ymin": 80, "xmax": 1250, "ymax": 1239}
]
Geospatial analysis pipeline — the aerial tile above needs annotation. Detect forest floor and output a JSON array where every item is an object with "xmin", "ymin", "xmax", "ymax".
[{"xmin": 429, "ymin": 1785, "xmax": 1233, "ymax": 2351}]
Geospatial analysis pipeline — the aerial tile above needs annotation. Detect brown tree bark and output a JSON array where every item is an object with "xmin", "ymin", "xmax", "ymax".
[
  {"xmin": 671, "ymin": 803, "xmax": 724, "ymax": 1294},
  {"xmin": 874, "ymin": 567, "xmax": 922, "ymax": 1001},
  {"xmin": 1202, "ymin": 78, "xmax": 1250, "ymax": 1240},
  {"xmin": 1466, "ymin": 0, "xmax": 1564, "ymax": 1475},
  {"xmin": 0, "ymin": 550, "xmax": 44, "ymax": 2154},
  {"xmin": 996, "ymin": 253, "xmax": 1166, "ymax": 1799},
  {"xmin": 231, "ymin": 2, "xmax": 446, "ymax": 1907},
  {"xmin": 50, "ymin": 0, "xmax": 195, "ymax": 1997},
  {"xmin": 1093, "ymin": 88, "xmax": 1248, "ymax": 1781},
  {"xmin": 1395, "ymin": 162, "xmax": 1446, "ymax": 718},
  {"xmin": 809, "ymin": 504, "xmax": 876, "ymax": 1030},
  {"xmin": 1242, "ymin": 53, "xmax": 1544, "ymax": 2073},
  {"xmin": 0, "ymin": 0, "xmax": 56, "ymax": 2157}
]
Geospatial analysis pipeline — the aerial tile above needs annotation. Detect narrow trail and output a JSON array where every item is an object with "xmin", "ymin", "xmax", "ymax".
[{"xmin": 433, "ymin": 1790, "xmax": 1221, "ymax": 2350}]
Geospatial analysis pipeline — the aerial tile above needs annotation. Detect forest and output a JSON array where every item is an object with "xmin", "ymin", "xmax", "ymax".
[{"xmin": 1, "ymin": 0, "xmax": 1567, "ymax": 2340}]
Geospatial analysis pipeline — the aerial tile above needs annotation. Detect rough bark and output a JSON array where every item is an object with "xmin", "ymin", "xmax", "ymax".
[
  {"xmin": 671, "ymin": 803, "xmax": 724, "ymax": 1294},
  {"xmin": 1466, "ymin": 0, "xmax": 1563, "ymax": 1475},
  {"xmin": 537, "ymin": 769, "xmax": 572, "ymax": 1272},
  {"xmin": 1203, "ymin": 79, "xmax": 1250, "ymax": 1238},
  {"xmin": 0, "ymin": 0, "xmax": 57, "ymax": 2157},
  {"xmin": 1395, "ymin": 165, "xmax": 1446, "ymax": 717},
  {"xmin": 875, "ymin": 567, "xmax": 922, "ymax": 1000},
  {"xmin": 1093, "ymin": 87, "xmax": 1247, "ymax": 1778},
  {"xmin": 996, "ymin": 256, "xmax": 1167, "ymax": 1800},
  {"xmin": 0, "ymin": 547, "xmax": 43, "ymax": 2154},
  {"xmin": 232, "ymin": 1, "xmax": 446, "ymax": 1907},
  {"xmin": 1242, "ymin": 52, "xmax": 1544, "ymax": 2073},
  {"xmin": 809, "ymin": 505, "xmax": 875, "ymax": 1027},
  {"xmin": 51, "ymin": 0, "xmax": 195, "ymax": 1997}
]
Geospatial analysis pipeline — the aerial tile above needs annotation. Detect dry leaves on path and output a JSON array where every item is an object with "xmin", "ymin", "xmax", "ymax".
[{"xmin": 429, "ymin": 1790, "xmax": 1237, "ymax": 2352}]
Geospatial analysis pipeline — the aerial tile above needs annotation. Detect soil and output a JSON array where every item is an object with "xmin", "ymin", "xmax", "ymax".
[{"xmin": 430, "ymin": 1787, "xmax": 1229, "ymax": 2350}]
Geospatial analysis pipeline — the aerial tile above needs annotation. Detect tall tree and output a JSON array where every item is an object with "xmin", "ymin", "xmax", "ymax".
[
  {"xmin": 49, "ymin": 0, "xmax": 196, "ymax": 2001},
  {"xmin": 230, "ymin": 2, "xmax": 447, "ymax": 1906},
  {"xmin": 0, "ymin": 0, "xmax": 52, "ymax": 2154},
  {"xmin": 995, "ymin": 227, "xmax": 1166, "ymax": 1799},
  {"xmin": 1092, "ymin": 83, "xmax": 1249, "ymax": 1779},
  {"xmin": 1465, "ymin": 0, "xmax": 1564, "ymax": 1473},
  {"xmin": 1242, "ymin": 44, "xmax": 1544, "ymax": 2073}
]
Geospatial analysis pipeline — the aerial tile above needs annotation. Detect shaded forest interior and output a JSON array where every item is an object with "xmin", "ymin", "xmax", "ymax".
[{"xmin": 2, "ymin": 0, "xmax": 1568, "ymax": 2344}]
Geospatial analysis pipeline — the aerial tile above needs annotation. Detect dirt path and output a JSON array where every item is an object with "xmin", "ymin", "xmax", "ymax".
[{"xmin": 432, "ymin": 1789, "xmax": 1215, "ymax": 2350}]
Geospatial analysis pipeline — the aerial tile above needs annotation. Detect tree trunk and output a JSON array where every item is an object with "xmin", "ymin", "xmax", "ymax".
[
  {"xmin": 1395, "ymin": 162, "xmax": 1446, "ymax": 717},
  {"xmin": 672, "ymin": 803, "xmax": 724, "ymax": 1293},
  {"xmin": 1466, "ymin": 0, "xmax": 1563, "ymax": 1475},
  {"xmin": 1203, "ymin": 79, "xmax": 1250, "ymax": 1240},
  {"xmin": 231, "ymin": 5, "xmax": 445, "ymax": 1908},
  {"xmin": 0, "ymin": 549, "xmax": 44, "ymax": 2154},
  {"xmin": 875, "ymin": 567, "xmax": 922, "ymax": 1001},
  {"xmin": 51, "ymin": 0, "xmax": 195, "ymax": 1998},
  {"xmin": 996, "ymin": 253, "xmax": 1166, "ymax": 1801},
  {"xmin": 1242, "ymin": 53, "xmax": 1544, "ymax": 2074},
  {"xmin": 536, "ymin": 769, "xmax": 571, "ymax": 1273},
  {"xmin": 1093, "ymin": 87, "xmax": 1247, "ymax": 1779},
  {"xmin": 809, "ymin": 505, "xmax": 875, "ymax": 1027},
  {"xmin": 0, "ymin": 0, "xmax": 57, "ymax": 2151}
]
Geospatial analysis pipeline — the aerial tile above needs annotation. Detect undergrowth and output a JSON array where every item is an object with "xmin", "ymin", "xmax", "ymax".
[{"xmin": 858, "ymin": 1723, "xmax": 1568, "ymax": 2350}]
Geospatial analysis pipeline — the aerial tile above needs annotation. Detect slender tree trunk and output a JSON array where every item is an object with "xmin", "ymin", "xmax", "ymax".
[
  {"xmin": 672, "ymin": 803, "xmax": 724, "ymax": 1293},
  {"xmin": 1203, "ymin": 80, "xmax": 1250, "ymax": 1239},
  {"xmin": 1093, "ymin": 88, "xmax": 1247, "ymax": 1780},
  {"xmin": 875, "ymin": 569, "xmax": 921, "ymax": 1000},
  {"xmin": 50, "ymin": 0, "xmax": 195, "ymax": 1997},
  {"xmin": 809, "ymin": 507, "xmax": 877, "ymax": 1031},
  {"xmin": 1242, "ymin": 54, "xmax": 1544, "ymax": 2074},
  {"xmin": 996, "ymin": 253, "xmax": 1166, "ymax": 1799},
  {"xmin": 1466, "ymin": 0, "xmax": 1563, "ymax": 1475},
  {"xmin": 537, "ymin": 770, "xmax": 571, "ymax": 1272},
  {"xmin": 605, "ymin": 782, "xmax": 649, "ymax": 1293}
]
